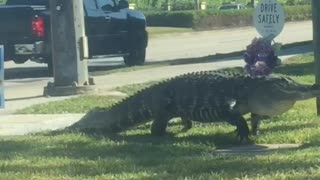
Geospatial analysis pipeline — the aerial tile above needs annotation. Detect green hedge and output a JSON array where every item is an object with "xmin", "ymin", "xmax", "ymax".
[
  {"xmin": 284, "ymin": 5, "xmax": 311, "ymax": 21},
  {"xmin": 130, "ymin": 0, "xmax": 310, "ymax": 11},
  {"xmin": 145, "ymin": 5, "xmax": 311, "ymax": 30},
  {"xmin": 192, "ymin": 8, "xmax": 254, "ymax": 30},
  {"xmin": 130, "ymin": 0, "xmax": 248, "ymax": 11},
  {"xmin": 145, "ymin": 10, "xmax": 194, "ymax": 27}
]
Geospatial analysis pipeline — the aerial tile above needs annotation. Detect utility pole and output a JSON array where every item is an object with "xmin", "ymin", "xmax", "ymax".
[
  {"xmin": 196, "ymin": 0, "xmax": 199, "ymax": 10},
  {"xmin": 44, "ymin": 0, "xmax": 94, "ymax": 96},
  {"xmin": 312, "ymin": 0, "xmax": 320, "ymax": 115}
]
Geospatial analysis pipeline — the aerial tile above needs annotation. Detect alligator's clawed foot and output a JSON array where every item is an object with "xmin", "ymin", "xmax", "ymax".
[
  {"xmin": 236, "ymin": 132, "xmax": 250, "ymax": 143},
  {"xmin": 235, "ymin": 125, "xmax": 251, "ymax": 143},
  {"xmin": 180, "ymin": 127, "xmax": 191, "ymax": 132}
]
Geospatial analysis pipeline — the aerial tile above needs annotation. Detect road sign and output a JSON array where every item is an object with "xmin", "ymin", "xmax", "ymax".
[
  {"xmin": 253, "ymin": 0, "xmax": 285, "ymax": 39},
  {"xmin": 0, "ymin": 45, "xmax": 4, "ymax": 108},
  {"xmin": 312, "ymin": 0, "xmax": 320, "ymax": 115}
]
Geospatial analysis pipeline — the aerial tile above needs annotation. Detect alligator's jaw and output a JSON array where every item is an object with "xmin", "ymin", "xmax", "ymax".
[
  {"xmin": 247, "ymin": 84, "xmax": 320, "ymax": 116},
  {"xmin": 248, "ymin": 98, "xmax": 296, "ymax": 116},
  {"xmin": 282, "ymin": 84, "xmax": 320, "ymax": 101}
]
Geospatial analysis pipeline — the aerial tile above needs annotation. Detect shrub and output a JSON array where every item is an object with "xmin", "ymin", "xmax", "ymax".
[
  {"xmin": 283, "ymin": 5, "xmax": 311, "ymax": 22},
  {"xmin": 192, "ymin": 8, "xmax": 254, "ymax": 30},
  {"xmin": 129, "ymin": 0, "xmax": 250, "ymax": 11},
  {"xmin": 129, "ymin": 0, "xmax": 167, "ymax": 11},
  {"xmin": 145, "ymin": 10, "xmax": 194, "ymax": 27},
  {"xmin": 170, "ymin": 0, "xmax": 196, "ymax": 11}
]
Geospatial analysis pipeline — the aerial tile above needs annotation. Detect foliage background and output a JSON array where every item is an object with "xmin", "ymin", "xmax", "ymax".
[
  {"xmin": 128, "ymin": 0, "xmax": 311, "ymax": 11},
  {"xmin": 145, "ymin": 5, "xmax": 311, "ymax": 30},
  {"xmin": 0, "ymin": 0, "xmax": 311, "ymax": 10}
]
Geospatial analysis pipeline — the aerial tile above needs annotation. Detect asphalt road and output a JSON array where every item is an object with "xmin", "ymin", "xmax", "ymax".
[
  {"xmin": 146, "ymin": 21, "xmax": 312, "ymax": 61},
  {"xmin": 4, "ymin": 21, "xmax": 312, "ymax": 70}
]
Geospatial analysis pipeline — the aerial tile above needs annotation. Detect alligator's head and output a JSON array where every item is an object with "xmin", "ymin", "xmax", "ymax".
[{"xmin": 247, "ymin": 76, "xmax": 320, "ymax": 116}]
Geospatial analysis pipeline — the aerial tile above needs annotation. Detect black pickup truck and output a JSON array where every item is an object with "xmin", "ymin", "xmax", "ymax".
[{"xmin": 0, "ymin": 0, "xmax": 148, "ymax": 74}]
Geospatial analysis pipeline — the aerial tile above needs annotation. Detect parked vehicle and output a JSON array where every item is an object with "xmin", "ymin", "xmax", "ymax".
[
  {"xmin": 0, "ymin": 0, "xmax": 148, "ymax": 75},
  {"xmin": 218, "ymin": 3, "xmax": 247, "ymax": 10}
]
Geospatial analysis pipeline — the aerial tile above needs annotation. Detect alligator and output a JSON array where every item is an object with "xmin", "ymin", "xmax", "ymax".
[{"xmin": 67, "ymin": 68, "xmax": 320, "ymax": 141}]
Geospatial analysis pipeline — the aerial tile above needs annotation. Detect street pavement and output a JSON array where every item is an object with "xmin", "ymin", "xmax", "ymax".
[
  {"xmin": 0, "ymin": 45, "xmax": 312, "ymax": 136},
  {"xmin": 0, "ymin": 20, "xmax": 314, "ymax": 136},
  {"xmin": 146, "ymin": 21, "xmax": 312, "ymax": 61}
]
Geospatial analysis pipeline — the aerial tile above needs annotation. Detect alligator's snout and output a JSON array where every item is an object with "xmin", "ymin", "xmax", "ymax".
[
  {"xmin": 283, "ymin": 83, "xmax": 320, "ymax": 101},
  {"xmin": 311, "ymin": 84, "xmax": 320, "ymax": 90},
  {"xmin": 308, "ymin": 84, "xmax": 320, "ymax": 98},
  {"xmin": 248, "ymin": 79, "xmax": 320, "ymax": 116}
]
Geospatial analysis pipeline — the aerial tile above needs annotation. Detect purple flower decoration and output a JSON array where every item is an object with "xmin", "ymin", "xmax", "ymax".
[{"xmin": 243, "ymin": 37, "xmax": 280, "ymax": 76}]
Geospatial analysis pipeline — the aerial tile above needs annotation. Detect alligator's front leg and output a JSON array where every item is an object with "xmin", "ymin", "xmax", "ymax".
[
  {"xmin": 151, "ymin": 110, "xmax": 173, "ymax": 136},
  {"xmin": 151, "ymin": 117, "xmax": 170, "ymax": 136},
  {"xmin": 225, "ymin": 112, "xmax": 250, "ymax": 142}
]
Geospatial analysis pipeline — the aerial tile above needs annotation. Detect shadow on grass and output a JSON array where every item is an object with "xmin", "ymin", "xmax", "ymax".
[
  {"xmin": 49, "ymin": 127, "xmax": 243, "ymax": 148},
  {"xmin": 0, "ymin": 132, "xmax": 317, "ymax": 178},
  {"xmin": 259, "ymin": 122, "xmax": 317, "ymax": 135}
]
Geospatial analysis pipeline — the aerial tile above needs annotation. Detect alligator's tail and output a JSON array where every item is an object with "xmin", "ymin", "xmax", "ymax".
[{"xmin": 66, "ymin": 91, "xmax": 155, "ymax": 134}]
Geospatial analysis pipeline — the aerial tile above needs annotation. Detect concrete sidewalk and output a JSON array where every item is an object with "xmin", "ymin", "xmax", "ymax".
[
  {"xmin": 0, "ymin": 21, "xmax": 314, "ymax": 136},
  {"xmin": 1, "ymin": 43, "xmax": 312, "ymax": 115},
  {"xmin": 1, "ymin": 57, "xmax": 246, "ymax": 115},
  {"xmin": 2, "ymin": 21, "xmax": 313, "ymax": 114},
  {"xmin": 0, "ymin": 49, "xmax": 312, "ymax": 135},
  {"xmin": 0, "ymin": 114, "xmax": 84, "ymax": 136},
  {"xmin": 0, "ymin": 62, "xmax": 248, "ymax": 135}
]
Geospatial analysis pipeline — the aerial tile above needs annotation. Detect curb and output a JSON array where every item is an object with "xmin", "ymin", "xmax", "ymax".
[{"xmin": 0, "ymin": 114, "xmax": 85, "ymax": 136}]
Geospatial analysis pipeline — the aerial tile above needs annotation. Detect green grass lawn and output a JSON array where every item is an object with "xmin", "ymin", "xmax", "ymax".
[{"xmin": 6, "ymin": 53, "xmax": 320, "ymax": 179}]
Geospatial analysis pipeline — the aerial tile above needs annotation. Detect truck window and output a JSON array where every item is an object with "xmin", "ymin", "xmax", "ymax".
[
  {"xmin": 84, "ymin": 0, "xmax": 98, "ymax": 10},
  {"xmin": 96, "ymin": 0, "xmax": 115, "ymax": 10},
  {"xmin": 84, "ymin": 0, "xmax": 105, "ymax": 17}
]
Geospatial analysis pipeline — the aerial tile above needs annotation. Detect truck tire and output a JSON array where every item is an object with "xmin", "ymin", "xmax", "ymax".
[
  {"xmin": 13, "ymin": 56, "xmax": 29, "ymax": 64},
  {"xmin": 124, "ymin": 47, "xmax": 146, "ymax": 66}
]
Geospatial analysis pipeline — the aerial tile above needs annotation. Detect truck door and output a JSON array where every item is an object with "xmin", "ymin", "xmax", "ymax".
[{"xmin": 84, "ymin": 0, "xmax": 127, "ymax": 57}]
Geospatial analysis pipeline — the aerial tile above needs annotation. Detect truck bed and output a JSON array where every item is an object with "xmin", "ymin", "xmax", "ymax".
[{"xmin": 0, "ymin": 5, "xmax": 46, "ymax": 41}]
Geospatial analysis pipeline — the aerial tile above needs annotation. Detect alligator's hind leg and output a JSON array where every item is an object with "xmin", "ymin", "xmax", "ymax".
[
  {"xmin": 151, "ymin": 116, "xmax": 170, "ymax": 136},
  {"xmin": 181, "ymin": 117, "xmax": 192, "ymax": 132},
  {"xmin": 250, "ymin": 113, "xmax": 270, "ymax": 136},
  {"xmin": 150, "ymin": 94, "xmax": 176, "ymax": 136},
  {"xmin": 250, "ymin": 113, "xmax": 260, "ymax": 136}
]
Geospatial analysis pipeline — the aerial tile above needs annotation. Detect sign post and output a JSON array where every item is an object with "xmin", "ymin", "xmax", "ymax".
[
  {"xmin": 0, "ymin": 45, "xmax": 4, "ymax": 108},
  {"xmin": 253, "ymin": 0, "xmax": 285, "ymax": 40},
  {"xmin": 44, "ymin": 0, "xmax": 95, "ymax": 96},
  {"xmin": 249, "ymin": 0, "xmax": 285, "ymax": 134}
]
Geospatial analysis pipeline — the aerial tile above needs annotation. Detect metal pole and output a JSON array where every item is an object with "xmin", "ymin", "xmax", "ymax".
[
  {"xmin": 312, "ymin": 0, "xmax": 320, "ymax": 115},
  {"xmin": 196, "ymin": 0, "xmax": 199, "ymax": 10},
  {"xmin": 251, "ymin": 0, "xmax": 255, "ymax": 8},
  {"xmin": 49, "ymin": 0, "xmax": 89, "ymax": 87}
]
